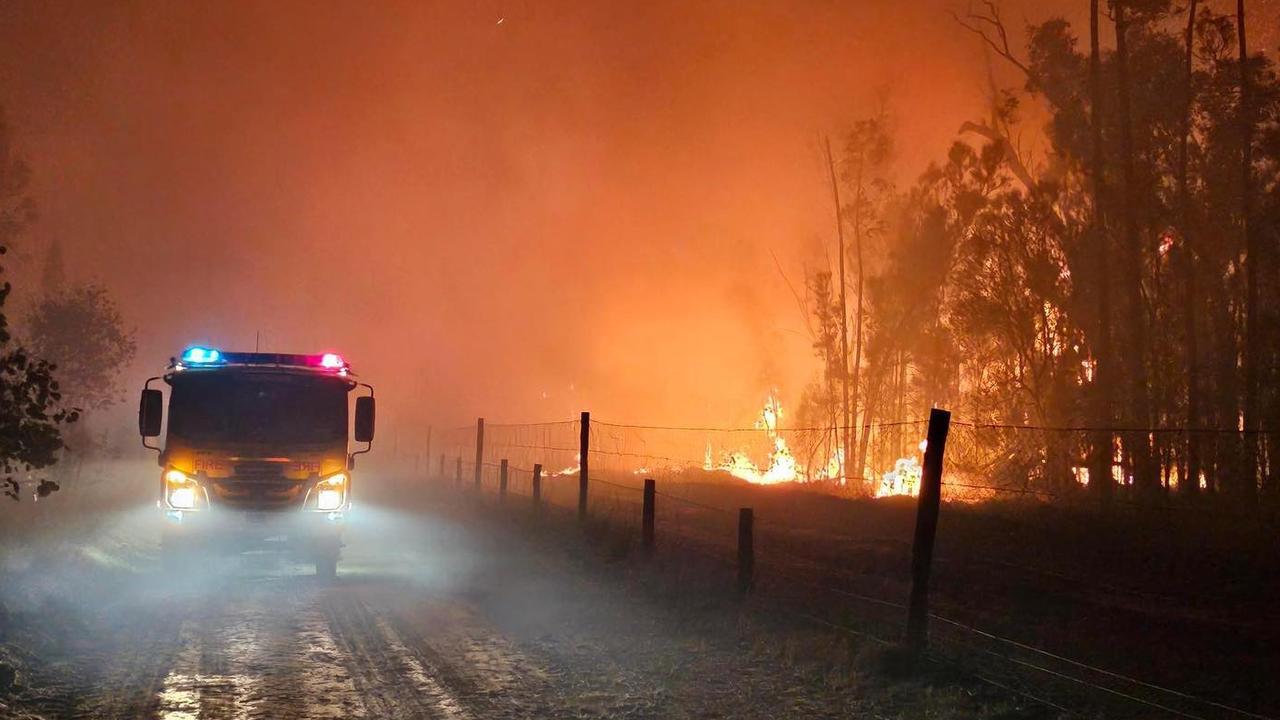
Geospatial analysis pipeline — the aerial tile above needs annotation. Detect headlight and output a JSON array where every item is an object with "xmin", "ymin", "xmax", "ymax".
[
  {"xmin": 316, "ymin": 473, "xmax": 347, "ymax": 511},
  {"xmin": 165, "ymin": 469, "xmax": 197, "ymax": 509},
  {"xmin": 169, "ymin": 486, "xmax": 197, "ymax": 509}
]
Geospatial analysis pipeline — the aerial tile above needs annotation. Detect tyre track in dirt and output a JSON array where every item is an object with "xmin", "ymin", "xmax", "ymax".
[
  {"xmin": 321, "ymin": 588, "xmax": 474, "ymax": 719},
  {"xmin": 150, "ymin": 576, "xmax": 372, "ymax": 720},
  {"xmin": 373, "ymin": 589, "xmax": 561, "ymax": 719},
  {"xmin": 65, "ymin": 592, "xmax": 184, "ymax": 720}
]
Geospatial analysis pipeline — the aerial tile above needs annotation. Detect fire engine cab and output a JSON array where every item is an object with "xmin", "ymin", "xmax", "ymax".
[{"xmin": 138, "ymin": 347, "xmax": 376, "ymax": 578}]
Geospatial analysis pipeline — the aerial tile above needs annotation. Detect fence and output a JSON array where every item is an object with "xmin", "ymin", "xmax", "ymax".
[{"xmin": 423, "ymin": 408, "xmax": 1277, "ymax": 720}]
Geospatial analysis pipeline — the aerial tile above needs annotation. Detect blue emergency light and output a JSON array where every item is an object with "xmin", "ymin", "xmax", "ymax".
[{"xmin": 181, "ymin": 346, "xmax": 223, "ymax": 364}]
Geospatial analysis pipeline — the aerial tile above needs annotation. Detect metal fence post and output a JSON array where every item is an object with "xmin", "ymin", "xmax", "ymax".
[{"xmin": 532, "ymin": 463, "xmax": 542, "ymax": 507}]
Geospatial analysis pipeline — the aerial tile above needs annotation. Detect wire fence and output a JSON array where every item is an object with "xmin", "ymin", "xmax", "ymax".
[{"xmin": 419, "ymin": 411, "xmax": 1278, "ymax": 720}]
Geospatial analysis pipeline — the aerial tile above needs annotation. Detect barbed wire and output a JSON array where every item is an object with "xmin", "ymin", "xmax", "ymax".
[
  {"xmin": 593, "ymin": 418, "xmax": 929, "ymax": 433},
  {"xmin": 588, "ymin": 476, "xmax": 644, "ymax": 493},
  {"xmin": 651, "ymin": 489, "xmax": 740, "ymax": 517},
  {"xmin": 943, "ymin": 481, "xmax": 1062, "ymax": 498},
  {"xmin": 446, "ymin": 459, "xmax": 1272, "ymax": 720},
  {"xmin": 928, "ymin": 613, "xmax": 1274, "ymax": 720},
  {"xmin": 444, "ymin": 414, "xmax": 1272, "ymax": 436},
  {"xmin": 488, "ymin": 442, "xmax": 580, "ymax": 453},
  {"xmin": 951, "ymin": 419, "xmax": 1274, "ymax": 436},
  {"xmin": 590, "ymin": 448, "xmax": 708, "ymax": 467}
]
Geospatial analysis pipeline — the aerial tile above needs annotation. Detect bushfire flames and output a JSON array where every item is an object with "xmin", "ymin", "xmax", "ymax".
[
  {"xmin": 699, "ymin": 394, "xmax": 924, "ymax": 497},
  {"xmin": 704, "ymin": 395, "xmax": 800, "ymax": 485}
]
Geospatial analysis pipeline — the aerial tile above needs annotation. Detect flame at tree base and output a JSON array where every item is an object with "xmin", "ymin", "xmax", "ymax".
[
  {"xmin": 704, "ymin": 394, "xmax": 800, "ymax": 485},
  {"xmin": 876, "ymin": 456, "xmax": 921, "ymax": 497},
  {"xmin": 694, "ymin": 393, "xmax": 927, "ymax": 496}
]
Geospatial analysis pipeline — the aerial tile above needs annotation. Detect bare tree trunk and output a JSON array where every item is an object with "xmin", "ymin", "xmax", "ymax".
[
  {"xmin": 1088, "ymin": 0, "xmax": 1116, "ymax": 496},
  {"xmin": 856, "ymin": 382, "xmax": 877, "ymax": 490},
  {"xmin": 850, "ymin": 156, "xmax": 866, "ymax": 487},
  {"xmin": 1113, "ymin": 0, "xmax": 1156, "ymax": 493},
  {"xmin": 1238, "ymin": 0, "xmax": 1260, "ymax": 504},
  {"xmin": 1179, "ymin": 0, "xmax": 1201, "ymax": 497},
  {"xmin": 824, "ymin": 138, "xmax": 852, "ymax": 485}
]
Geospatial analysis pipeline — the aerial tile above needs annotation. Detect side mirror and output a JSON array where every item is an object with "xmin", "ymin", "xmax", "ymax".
[
  {"xmin": 139, "ymin": 389, "xmax": 163, "ymax": 438},
  {"xmin": 354, "ymin": 396, "xmax": 376, "ymax": 443}
]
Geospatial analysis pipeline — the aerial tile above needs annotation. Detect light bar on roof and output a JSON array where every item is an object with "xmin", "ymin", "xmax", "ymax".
[
  {"xmin": 181, "ymin": 346, "xmax": 223, "ymax": 364},
  {"xmin": 173, "ymin": 349, "xmax": 350, "ymax": 373}
]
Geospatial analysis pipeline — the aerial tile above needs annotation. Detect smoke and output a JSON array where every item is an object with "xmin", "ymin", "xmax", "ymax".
[
  {"xmin": 2, "ymin": 0, "xmax": 1274, "ymax": 435},
  {"xmin": 0, "ymin": 459, "xmax": 482, "ymax": 613}
]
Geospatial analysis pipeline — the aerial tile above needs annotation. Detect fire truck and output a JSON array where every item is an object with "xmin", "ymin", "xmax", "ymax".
[{"xmin": 137, "ymin": 347, "xmax": 376, "ymax": 578}]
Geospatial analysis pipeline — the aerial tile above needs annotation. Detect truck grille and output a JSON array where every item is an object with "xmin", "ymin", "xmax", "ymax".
[{"xmin": 208, "ymin": 461, "xmax": 307, "ymax": 510}]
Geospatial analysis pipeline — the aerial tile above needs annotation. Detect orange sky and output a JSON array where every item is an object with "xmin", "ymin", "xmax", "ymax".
[{"xmin": 0, "ymin": 1, "xmax": 1275, "ymax": 435}]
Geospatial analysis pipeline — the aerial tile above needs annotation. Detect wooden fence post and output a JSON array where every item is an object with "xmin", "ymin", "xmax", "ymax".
[
  {"xmin": 532, "ymin": 463, "xmax": 543, "ymax": 506},
  {"xmin": 642, "ymin": 478, "xmax": 656, "ymax": 551},
  {"xmin": 424, "ymin": 425, "xmax": 432, "ymax": 472},
  {"xmin": 499, "ymin": 459, "xmax": 508, "ymax": 502},
  {"xmin": 578, "ymin": 411, "xmax": 590, "ymax": 522},
  {"xmin": 455, "ymin": 456, "xmax": 462, "ymax": 487},
  {"xmin": 906, "ymin": 407, "xmax": 951, "ymax": 653},
  {"xmin": 474, "ymin": 418, "xmax": 485, "ymax": 491},
  {"xmin": 738, "ymin": 508, "xmax": 754, "ymax": 593}
]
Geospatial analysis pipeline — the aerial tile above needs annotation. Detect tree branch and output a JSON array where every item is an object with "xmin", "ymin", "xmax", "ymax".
[
  {"xmin": 949, "ymin": 1, "xmax": 1035, "ymax": 80},
  {"xmin": 959, "ymin": 120, "xmax": 1036, "ymax": 192}
]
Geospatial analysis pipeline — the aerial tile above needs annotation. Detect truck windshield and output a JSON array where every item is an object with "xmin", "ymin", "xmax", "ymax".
[{"xmin": 168, "ymin": 372, "xmax": 348, "ymax": 445}]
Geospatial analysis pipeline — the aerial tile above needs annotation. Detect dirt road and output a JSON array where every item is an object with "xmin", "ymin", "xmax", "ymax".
[{"xmin": 1, "ymin": 475, "xmax": 888, "ymax": 720}]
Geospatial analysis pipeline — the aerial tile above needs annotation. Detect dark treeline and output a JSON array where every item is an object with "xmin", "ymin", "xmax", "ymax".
[{"xmin": 804, "ymin": 0, "xmax": 1279, "ymax": 504}]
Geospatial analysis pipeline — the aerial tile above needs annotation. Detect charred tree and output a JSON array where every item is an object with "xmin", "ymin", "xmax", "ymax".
[
  {"xmin": 1178, "ymin": 0, "xmax": 1201, "ymax": 496},
  {"xmin": 1238, "ymin": 0, "xmax": 1260, "ymax": 503},
  {"xmin": 1112, "ymin": 0, "xmax": 1156, "ymax": 492},
  {"xmin": 1088, "ymin": 0, "xmax": 1117, "ymax": 496},
  {"xmin": 850, "ymin": 148, "xmax": 866, "ymax": 488},
  {"xmin": 824, "ymin": 138, "xmax": 853, "ymax": 484}
]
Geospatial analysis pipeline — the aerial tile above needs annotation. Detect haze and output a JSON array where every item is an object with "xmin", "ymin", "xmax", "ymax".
[{"xmin": 0, "ymin": 0, "xmax": 1273, "ymax": 435}]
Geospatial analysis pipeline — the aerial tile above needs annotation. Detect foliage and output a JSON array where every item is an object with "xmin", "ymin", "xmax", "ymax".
[
  {"xmin": 0, "ymin": 247, "xmax": 78, "ymax": 501},
  {"xmin": 25, "ymin": 284, "xmax": 136, "ymax": 411},
  {"xmin": 0, "ymin": 107, "xmax": 77, "ymax": 501},
  {"xmin": 809, "ymin": 2, "xmax": 1280, "ymax": 501}
]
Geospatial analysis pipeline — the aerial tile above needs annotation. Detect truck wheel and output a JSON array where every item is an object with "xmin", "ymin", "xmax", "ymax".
[{"xmin": 315, "ymin": 552, "xmax": 338, "ymax": 580}]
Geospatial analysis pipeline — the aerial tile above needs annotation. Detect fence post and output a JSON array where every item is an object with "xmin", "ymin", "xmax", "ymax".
[
  {"xmin": 578, "ymin": 411, "xmax": 590, "ymax": 522},
  {"xmin": 906, "ymin": 407, "xmax": 951, "ymax": 653},
  {"xmin": 424, "ymin": 425, "xmax": 432, "ymax": 471},
  {"xmin": 642, "ymin": 478, "xmax": 656, "ymax": 551},
  {"xmin": 499, "ymin": 459, "xmax": 508, "ymax": 502},
  {"xmin": 455, "ymin": 456, "xmax": 462, "ymax": 487},
  {"xmin": 474, "ymin": 418, "xmax": 485, "ymax": 491},
  {"xmin": 532, "ymin": 463, "xmax": 542, "ymax": 506},
  {"xmin": 738, "ymin": 508, "xmax": 754, "ymax": 593}
]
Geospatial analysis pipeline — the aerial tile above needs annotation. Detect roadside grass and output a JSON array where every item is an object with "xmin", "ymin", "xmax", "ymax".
[
  {"xmin": 426, "ymin": 483, "xmax": 1059, "ymax": 720},
  {"xmin": 414, "ymin": 468, "xmax": 1279, "ymax": 720}
]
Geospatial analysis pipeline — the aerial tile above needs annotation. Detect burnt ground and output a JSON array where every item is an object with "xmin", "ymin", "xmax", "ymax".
[{"xmin": 0, "ymin": 460, "xmax": 1033, "ymax": 720}]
